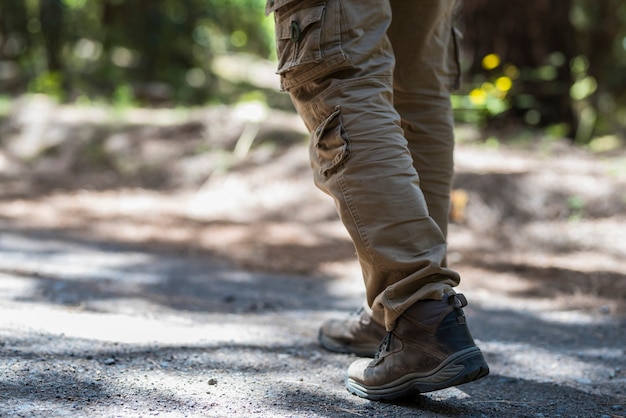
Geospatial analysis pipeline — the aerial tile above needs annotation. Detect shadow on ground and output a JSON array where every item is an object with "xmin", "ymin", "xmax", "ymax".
[
  {"xmin": 1, "ymin": 315, "xmax": 624, "ymax": 417},
  {"xmin": 1, "ymin": 100, "xmax": 625, "ymax": 415},
  {"xmin": 1, "ymin": 224, "xmax": 625, "ymax": 416}
]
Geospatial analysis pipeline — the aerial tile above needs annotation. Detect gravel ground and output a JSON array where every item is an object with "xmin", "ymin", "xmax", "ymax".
[
  {"xmin": 1, "ymin": 232, "xmax": 624, "ymax": 418},
  {"xmin": 1, "ymin": 99, "xmax": 625, "ymax": 417}
]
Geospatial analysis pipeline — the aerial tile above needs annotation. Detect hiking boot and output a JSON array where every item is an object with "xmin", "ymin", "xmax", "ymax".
[
  {"xmin": 318, "ymin": 307, "xmax": 388, "ymax": 357},
  {"xmin": 345, "ymin": 294, "xmax": 489, "ymax": 401}
]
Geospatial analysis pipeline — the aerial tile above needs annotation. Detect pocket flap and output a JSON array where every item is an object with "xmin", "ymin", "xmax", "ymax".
[
  {"xmin": 274, "ymin": 5, "xmax": 325, "ymax": 40},
  {"xmin": 265, "ymin": 0, "xmax": 298, "ymax": 15}
]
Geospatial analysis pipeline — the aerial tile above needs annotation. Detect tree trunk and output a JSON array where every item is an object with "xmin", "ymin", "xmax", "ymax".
[{"xmin": 39, "ymin": 0, "xmax": 65, "ymax": 73}]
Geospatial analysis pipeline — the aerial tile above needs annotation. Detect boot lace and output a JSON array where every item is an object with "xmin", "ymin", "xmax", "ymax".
[{"xmin": 374, "ymin": 331, "xmax": 393, "ymax": 359}]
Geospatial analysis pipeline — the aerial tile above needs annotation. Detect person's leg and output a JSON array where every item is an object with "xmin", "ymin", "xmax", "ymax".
[
  {"xmin": 267, "ymin": 0, "xmax": 457, "ymax": 333},
  {"xmin": 343, "ymin": 0, "xmax": 488, "ymax": 399},
  {"xmin": 390, "ymin": 0, "xmax": 462, "ymax": 242},
  {"xmin": 319, "ymin": 0, "xmax": 460, "ymax": 357},
  {"xmin": 266, "ymin": 0, "xmax": 488, "ymax": 399}
]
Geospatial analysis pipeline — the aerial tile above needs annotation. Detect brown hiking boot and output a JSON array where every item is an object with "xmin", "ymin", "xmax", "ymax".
[
  {"xmin": 345, "ymin": 294, "xmax": 489, "ymax": 400},
  {"xmin": 318, "ymin": 307, "xmax": 388, "ymax": 357}
]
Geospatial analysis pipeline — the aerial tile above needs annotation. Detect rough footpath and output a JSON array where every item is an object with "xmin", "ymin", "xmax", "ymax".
[
  {"xmin": 1, "ymin": 223, "xmax": 625, "ymax": 417},
  {"xmin": 1, "ymin": 99, "xmax": 625, "ymax": 416}
]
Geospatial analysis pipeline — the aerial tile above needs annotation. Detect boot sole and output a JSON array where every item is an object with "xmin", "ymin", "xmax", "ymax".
[
  {"xmin": 345, "ymin": 347, "xmax": 489, "ymax": 401},
  {"xmin": 318, "ymin": 331, "xmax": 379, "ymax": 358}
]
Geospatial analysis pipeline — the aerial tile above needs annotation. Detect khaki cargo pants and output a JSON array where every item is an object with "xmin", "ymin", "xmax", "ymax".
[{"xmin": 266, "ymin": 0, "xmax": 463, "ymax": 330}]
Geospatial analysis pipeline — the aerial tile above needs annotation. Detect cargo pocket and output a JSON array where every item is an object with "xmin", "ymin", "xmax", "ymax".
[
  {"xmin": 310, "ymin": 106, "xmax": 350, "ymax": 177},
  {"xmin": 450, "ymin": 25, "xmax": 463, "ymax": 91},
  {"xmin": 266, "ymin": 0, "xmax": 350, "ymax": 90}
]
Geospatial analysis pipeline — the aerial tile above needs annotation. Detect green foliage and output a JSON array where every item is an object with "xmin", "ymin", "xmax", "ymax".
[
  {"xmin": 452, "ymin": 53, "xmax": 516, "ymax": 126},
  {"xmin": 567, "ymin": 195, "xmax": 586, "ymax": 221},
  {"xmin": 28, "ymin": 71, "xmax": 64, "ymax": 98},
  {"xmin": 0, "ymin": 0, "xmax": 274, "ymax": 104},
  {"xmin": 457, "ymin": 0, "xmax": 626, "ymax": 143},
  {"xmin": 112, "ymin": 84, "xmax": 136, "ymax": 109},
  {"xmin": 0, "ymin": 96, "xmax": 11, "ymax": 117},
  {"xmin": 1, "ymin": 0, "xmax": 625, "ymax": 146}
]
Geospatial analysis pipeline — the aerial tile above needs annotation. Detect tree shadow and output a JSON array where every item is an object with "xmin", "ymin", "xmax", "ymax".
[
  {"xmin": 458, "ymin": 254, "xmax": 626, "ymax": 314},
  {"xmin": 454, "ymin": 169, "xmax": 626, "ymax": 223},
  {"xmin": 473, "ymin": 258, "xmax": 626, "ymax": 304},
  {"xmin": 0, "ymin": 225, "xmax": 352, "ymax": 314}
]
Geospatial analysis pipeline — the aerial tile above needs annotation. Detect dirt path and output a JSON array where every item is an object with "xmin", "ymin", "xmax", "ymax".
[
  {"xmin": 0, "ymin": 228, "xmax": 624, "ymax": 417},
  {"xmin": 1, "ymin": 100, "xmax": 625, "ymax": 416}
]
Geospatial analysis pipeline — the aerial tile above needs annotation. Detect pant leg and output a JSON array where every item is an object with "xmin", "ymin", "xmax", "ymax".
[
  {"xmin": 389, "ymin": 0, "xmax": 462, "ymax": 241},
  {"xmin": 267, "ymin": 0, "xmax": 459, "ymax": 330}
]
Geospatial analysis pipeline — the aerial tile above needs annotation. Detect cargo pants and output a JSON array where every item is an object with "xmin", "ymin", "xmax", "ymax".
[{"xmin": 266, "ymin": 0, "xmax": 463, "ymax": 330}]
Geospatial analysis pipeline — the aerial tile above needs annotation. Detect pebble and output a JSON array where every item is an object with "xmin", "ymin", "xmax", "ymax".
[
  {"xmin": 496, "ymin": 377, "xmax": 516, "ymax": 384},
  {"xmin": 611, "ymin": 405, "xmax": 624, "ymax": 411}
]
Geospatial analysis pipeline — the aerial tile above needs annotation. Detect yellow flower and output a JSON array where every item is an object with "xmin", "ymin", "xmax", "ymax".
[
  {"xmin": 482, "ymin": 53, "xmax": 501, "ymax": 70},
  {"xmin": 495, "ymin": 76, "xmax": 513, "ymax": 92},
  {"xmin": 469, "ymin": 88, "xmax": 487, "ymax": 105}
]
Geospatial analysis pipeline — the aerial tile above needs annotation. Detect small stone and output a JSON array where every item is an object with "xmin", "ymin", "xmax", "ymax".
[
  {"xmin": 103, "ymin": 358, "xmax": 116, "ymax": 365},
  {"xmin": 497, "ymin": 377, "xmax": 516, "ymax": 384},
  {"xmin": 611, "ymin": 405, "xmax": 624, "ymax": 411},
  {"xmin": 208, "ymin": 378, "xmax": 218, "ymax": 385}
]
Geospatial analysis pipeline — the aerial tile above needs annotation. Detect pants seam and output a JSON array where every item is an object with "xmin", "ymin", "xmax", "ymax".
[{"xmin": 336, "ymin": 172, "xmax": 386, "ymax": 273}]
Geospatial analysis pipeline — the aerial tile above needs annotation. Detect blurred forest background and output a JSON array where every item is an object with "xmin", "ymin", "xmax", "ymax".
[
  {"xmin": 1, "ymin": 5, "xmax": 626, "ymax": 416},
  {"xmin": 0, "ymin": 0, "xmax": 625, "ymax": 330},
  {"xmin": 0, "ymin": 0, "xmax": 625, "ymax": 146}
]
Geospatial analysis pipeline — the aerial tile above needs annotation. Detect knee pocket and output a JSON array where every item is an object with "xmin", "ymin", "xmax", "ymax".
[{"xmin": 310, "ymin": 106, "xmax": 350, "ymax": 178}]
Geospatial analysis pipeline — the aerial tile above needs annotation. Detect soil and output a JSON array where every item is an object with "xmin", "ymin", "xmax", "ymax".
[{"xmin": 0, "ymin": 96, "xmax": 625, "ymax": 417}]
